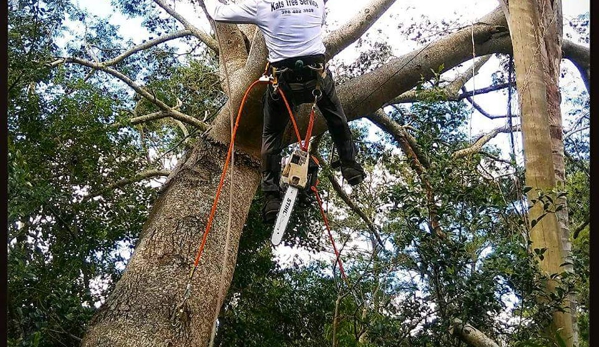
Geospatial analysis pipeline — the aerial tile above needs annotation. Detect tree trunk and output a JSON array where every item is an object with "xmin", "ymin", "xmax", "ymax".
[
  {"xmin": 81, "ymin": 139, "xmax": 261, "ymax": 346},
  {"xmin": 505, "ymin": 0, "xmax": 574, "ymax": 345},
  {"xmin": 539, "ymin": 1, "xmax": 579, "ymax": 343}
]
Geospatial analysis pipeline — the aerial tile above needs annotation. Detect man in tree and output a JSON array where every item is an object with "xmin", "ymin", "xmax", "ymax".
[{"xmin": 204, "ymin": 0, "xmax": 366, "ymax": 223}]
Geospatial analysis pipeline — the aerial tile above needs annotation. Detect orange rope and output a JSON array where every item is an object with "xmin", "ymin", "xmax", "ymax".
[
  {"xmin": 191, "ymin": 79, "xmax": 265, "ymax": 272},
  {"xmin": 188, "ymin": 69, "xmax": 337, "ymax": 289},
  {"xmin": 190, "ymin": 77, "xmax": 307, "ymax": 276},
  {"xmin": 302, "ymin": 107, "xmax": 316, "ymax": 151},
  {"xmin": 311, "ymin": 185, "xmax": 349, "ymax": 284},
  {"xmin": 278, "ymin": 88, "xmax": 303, "ymax": 145}
]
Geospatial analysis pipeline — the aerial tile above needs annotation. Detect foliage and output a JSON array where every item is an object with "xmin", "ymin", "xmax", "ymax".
[
  {"xmin": 214, "ymin": 196, "xmax": 338, "ymax": 346},
  {"xmin": 7, "ymin": 1, "xmax": 219, "ymax": 345}
]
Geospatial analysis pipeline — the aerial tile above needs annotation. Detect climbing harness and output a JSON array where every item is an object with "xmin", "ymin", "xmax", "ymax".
[{"xmin": 177, "ymin": 60, "xmax": 351, "ymax": 318}]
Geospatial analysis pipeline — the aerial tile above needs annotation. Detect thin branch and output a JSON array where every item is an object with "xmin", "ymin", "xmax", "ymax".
[
  {"xmin": 368, "ymin": 109, "xmax": 445, "ymax": 239},
  {"xmin": 46, "ymin": 329, "xmax": 82, "ymax": 343},
  {"xmin": 564, "ymin": 126, "xmax": 589, "ymax": 140},
  {"xmin": 313, "ymin": 153, "xmax": 384, "ymax": 248},
  {"xmin": 128, "ymin": 110, "xmax": 178, "ymax": 125},
  {"xmin": 564, "ymin": 151, "xmax": 589, "ymax": 178},
  {"xmin": 388, "ymin": 54, "xmax": 492, "ymax": 106},
  {"xmin": 479, "ymin": 151, "xmax": 514, "ymax": 166},
  {"xmin": 173, "ymin": 119, "xmax": 190, "ymax": 139},
  {"xmin": 453, "ymin": 124, "xmax": 521, "ymax": 158},
  {"xmin": 456, "ymin": 82, "xmax": 511, "ymax": 100},
  {"xmin": 462, "ymin": 87, "xmax": 518, "ymax": 119},
  {"xmin": 152, "ymin": 0, "xmax": 219, "ymax": 52},
  {"xmin": 368, "ymin": 109, "xmax": 430, "ymax": 169},
  {"xmin": 50, "ymin": 57, "xmax": 208, "ymax": 130},
  {"xmin": 573, "ymin": 219, "xmax": 589, "ymax": 239},
  {"xmin": 565, "ymin": 111, "xmax": 589, "ymax": 133},
  {"xmin": 104, "ymin": 29, "xmax": 194, "ymax": 66},
  {"xmin": 309, "ymin": 135, "xmax": 384, "ymax": 247},
  {"xmin": 445, "ymin": 55, "xmax": 492, "ymax": 97},
  {"xmin": 83, "ymin": 169, "xmax": 171, "ymax": 201},
  {"xmin": 127, "ymin": 98, "xmax": 184, "ymax": 126},
  {"xmin": 388, "ymin": 81, "xmax": 511, "ymax": 105}
]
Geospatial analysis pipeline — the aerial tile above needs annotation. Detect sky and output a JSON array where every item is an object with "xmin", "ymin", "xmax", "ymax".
[{"xmin": 68, "ymin": 0, "xmax": 589, "ymax": 286}]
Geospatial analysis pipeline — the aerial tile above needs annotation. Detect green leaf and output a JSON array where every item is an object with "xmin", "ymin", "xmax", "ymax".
[
  {"xmin": 555, "ymin": 330, "xmax": 567, "ymax": 347},
  {"xmin": 32, "ymin": 332, "xmax": 41, "ymax": 347}
]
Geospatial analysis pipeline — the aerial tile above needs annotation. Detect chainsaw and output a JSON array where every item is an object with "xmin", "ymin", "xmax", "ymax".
[{"xmin": 270, "ymin": 149, "xmax": 319, "ymax": 245}]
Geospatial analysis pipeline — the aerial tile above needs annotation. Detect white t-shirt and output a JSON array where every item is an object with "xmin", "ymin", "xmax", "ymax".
[{"xmin": 204, "ymin": 0, "xmax": 326, "ymax": 62}]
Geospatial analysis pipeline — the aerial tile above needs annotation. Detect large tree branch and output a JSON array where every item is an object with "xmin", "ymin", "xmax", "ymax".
[
  {"xmin": 153, "ymin": 0, "xmax": 219, "ymax": 52},
  {"xmin": 449, "ymin": 319, "xmax": 500, "ymax": 347},
  {"xmin": 562, "ymin": 40, "xmax": 590, "ymax": 93},
  {"xmin": 452, "ymin": 124, "xmax": 521, "ymax": 159},
  {"xmin": 206, "ymin": 6, "xmax": 588, "ymax": 156},
  {"xmin": 50, "ymin": 57, "xmax": 208, "ymax": 130},
  {"xmin": 324, "ymin": 0, "xmax": 398, "ymax": 59},
  {"xmin": 333, "ymin": 8, "xmax": 512, "ymax": 124}
]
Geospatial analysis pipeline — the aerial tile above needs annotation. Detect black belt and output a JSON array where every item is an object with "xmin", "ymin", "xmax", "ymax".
[{"xmin": 270, "ymin": 54, "xmax": 325, "ymax": 70}]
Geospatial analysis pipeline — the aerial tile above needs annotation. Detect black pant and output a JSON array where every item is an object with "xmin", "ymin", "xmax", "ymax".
[{"xmin": 261, "ymin": 57, "xmax": 357, "ymax": 193}]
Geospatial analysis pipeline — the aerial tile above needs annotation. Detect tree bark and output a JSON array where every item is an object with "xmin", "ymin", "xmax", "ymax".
[
  {"xmin": 505, "ymin": 0, "xmax": 574, "ymax": 345},
  {"xmin": 81, "ymin": 139, "xmax": 260, "ymax": 346}
]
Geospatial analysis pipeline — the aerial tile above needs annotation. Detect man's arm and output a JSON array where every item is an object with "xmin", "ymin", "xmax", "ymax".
[{"xmin": 204, "ymin": 0, "xmax": 258, "ymax": 24}]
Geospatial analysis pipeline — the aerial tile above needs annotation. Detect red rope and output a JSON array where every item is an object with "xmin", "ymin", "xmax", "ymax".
[
  {"xmin": 277, "ymin": 88, "xmax": 303, "ymax": 145},
  {"xmin": 311, "ymin": 186, "xmax": 349, "ymax": 284},
  {"xmin": 190, "ymin": 78, "xmax": 307, "ymax": 274},
  {"xmin": 192, "ymin": 79, "xmax": 266, "ymax": 270},
  {"xmin": 302, "ymin": 107, "xmax": 316, "ymax": 151},
  {"xmin": 189, "ymin": 73, "xmax": 324, "ymax": 281}
]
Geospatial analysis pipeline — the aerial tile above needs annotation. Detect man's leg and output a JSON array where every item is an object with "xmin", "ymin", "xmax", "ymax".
[
  {"xmin": 261, "ymin": 85, "xmax": 290, "ymax": 223},
  {"xmin": 316, "ymin": 69, "xmax": 366, "ymax": 185}
]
